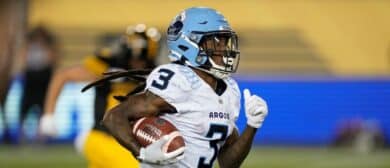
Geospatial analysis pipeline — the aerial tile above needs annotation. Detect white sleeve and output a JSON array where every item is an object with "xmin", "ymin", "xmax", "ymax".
[{"xmin": 145, "ymin": 65, "xmax": 191, "ymax": 112}]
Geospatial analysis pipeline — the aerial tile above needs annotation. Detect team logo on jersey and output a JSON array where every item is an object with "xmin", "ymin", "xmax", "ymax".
[{"xmin": 209, "ymin": 112, "xmax": 230, "ymax": 120}]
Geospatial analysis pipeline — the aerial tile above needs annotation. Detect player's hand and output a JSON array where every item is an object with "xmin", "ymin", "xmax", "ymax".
[
  {"xmin": 244, "ymin": 89, "xmax": 268, "ymax": 129},
  {"xmin": 39, "ymin": 114, "xmax": 57, "ymax": 136},
  {"xmin": 138, "ymin": 134, "xmax": 185, "ymax": 165}
]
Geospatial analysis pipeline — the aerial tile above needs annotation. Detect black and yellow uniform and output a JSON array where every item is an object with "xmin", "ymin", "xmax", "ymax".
[
  {"xmin": 81, "ymin": 49, "xmax": 140, "ymax": 168},
  {"xmin": 79, "ymin": 25, "xmax": 161, "ymax": 168}
]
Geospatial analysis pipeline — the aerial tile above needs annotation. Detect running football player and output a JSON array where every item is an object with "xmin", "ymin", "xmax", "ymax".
[{"xmin": 103, "ymin": 7, "xmax": 268, "ymax": 168}]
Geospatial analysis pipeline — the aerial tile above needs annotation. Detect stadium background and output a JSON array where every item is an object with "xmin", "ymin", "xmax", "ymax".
[{"xmin": 1, "ymin": 0, "xmax": 390, "ymax": 167}]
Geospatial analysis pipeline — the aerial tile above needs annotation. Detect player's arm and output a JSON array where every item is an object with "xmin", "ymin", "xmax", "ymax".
[
  {"xmin": 103, "ymin": 65, "xmax": 186, "ymax": 164},
  {"xmin": 41, "ymin": 55, "xmax": 109, "ymax": 135},
  {"xmin": 102, "ymin": 90, "xmax": 175, "ymax": 157},
  {"xmin": 218, "ymin": 89, "xmax": 268, "ymax": 168},
  {"xmin": 43, "ymin": 65, "xmax": 97, "ymax": 115},
  {"xmin": 40, "ymin": 65, "xmax": 97, "ymax": 135},
  {"xmin": 217, "ymin": 127, "xmax": 257, "ymax": 168},
  {"xmin": 102, "ymin": 91, "xmax": 169, "ymax": 156}
]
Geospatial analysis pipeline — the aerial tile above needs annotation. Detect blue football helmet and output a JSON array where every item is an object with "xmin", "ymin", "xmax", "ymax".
[{"xmin": 167, "ymin": 7, "xmax": 240, "ymax": 79}]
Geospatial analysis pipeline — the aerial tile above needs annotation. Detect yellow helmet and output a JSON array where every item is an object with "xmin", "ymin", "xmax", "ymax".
[{"xmin": 123, "ymin": 24, "xmax": 161, "ymax": 66}]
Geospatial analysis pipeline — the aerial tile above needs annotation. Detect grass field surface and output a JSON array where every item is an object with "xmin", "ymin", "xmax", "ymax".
[{"xmin": 1, "ymin": 145, "xmax": 389, "ymax": 168}]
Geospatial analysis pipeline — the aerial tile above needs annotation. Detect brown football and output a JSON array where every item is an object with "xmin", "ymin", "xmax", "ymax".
[{"xmin": 132, "ymin": 117, "xmax": 185, "ymax": 153}]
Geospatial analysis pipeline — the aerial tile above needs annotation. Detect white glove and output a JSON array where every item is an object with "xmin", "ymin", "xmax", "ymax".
[
  {"xmin": 138, "ymin": 134, "xmax": 185, "ymax": 165},
  {"xmin": 244, "ymin": 89, "xmax": 268, "ymax": 129},
  {"xmin": 39, "ymin": 114, "xmax": 57, "ymax": 136}
]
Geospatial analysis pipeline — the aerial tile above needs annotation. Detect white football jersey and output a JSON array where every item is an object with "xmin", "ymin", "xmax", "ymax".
[{"xmin": 141, "ymin": 63, "xmax": 241, "ymax": 168}]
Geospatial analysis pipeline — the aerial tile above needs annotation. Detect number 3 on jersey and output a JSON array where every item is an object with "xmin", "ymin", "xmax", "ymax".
[
  {"xmin": 152, "ymin": 68, "xmax": 175, "ymax": 90},
  {"xmin": 198, "ymin": 124, "xmax": 228, "ymax": 168}
]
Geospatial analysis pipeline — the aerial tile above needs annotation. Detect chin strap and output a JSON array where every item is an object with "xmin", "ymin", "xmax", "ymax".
[
  {"xmin": 204, "ymin": 56, "xmax": 232, "ymax": 79},
  {"xmin": 190, "ymin": 64, "xmax": 230, "ymax": 79},
  {"xmin": 209, "ymin": 68, "xmax": 230, "ymax": 79}
]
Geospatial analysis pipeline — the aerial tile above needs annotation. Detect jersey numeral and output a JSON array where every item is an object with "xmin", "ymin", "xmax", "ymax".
[
  {"xmin": 198, "ymin": 124, "xmax": 228, "ymax": 168},
  {"xmin": 151, "ymin": 68, "xmax": 175, "ymax": 90}
]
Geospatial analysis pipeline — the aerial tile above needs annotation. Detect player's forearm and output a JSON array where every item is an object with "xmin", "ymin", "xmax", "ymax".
[
  {"xmin": 44, "ymin": 66, "xmax": 96, "ymax": 115},
  {"xmin": 102, "ymin": 108, "xmax": 142, "ymax": 156},
  {"xmin": 218, "ymin": 126, "xmax": 257, "ymax": 168},
  {"xmin": 43, "ymin": 72, "xmax": 67, "ymax": 115},
  {"xmin": 102, "ymin": 93, "xmax": 160, "ymax": 156}
]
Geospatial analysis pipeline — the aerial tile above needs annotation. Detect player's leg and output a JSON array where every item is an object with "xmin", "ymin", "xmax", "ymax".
[
  {"xmin": 19, "ymin": 72, "xmax": 35, "ymax": 142},
  {"xmin": 81, "ymin": 129, "xmax": 139, "ymax": 168}
]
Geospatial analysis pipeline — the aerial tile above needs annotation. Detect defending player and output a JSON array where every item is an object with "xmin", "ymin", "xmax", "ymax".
[
  {"xmin": 40, "ymin": 24, "xmax": 161, "ymax": 168},
  {"xmin": 103, "ymin": 7, "xmax": 268, "ymax": 168}
]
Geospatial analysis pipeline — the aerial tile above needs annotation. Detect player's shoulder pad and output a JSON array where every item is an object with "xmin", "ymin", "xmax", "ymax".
[
  {"xmin": 148, "ymin": 63, "xmax": 197, "ymax": 91},
  {"xmin": 95, "ymin": 47, "xmax": 113, "ymax": 59}
]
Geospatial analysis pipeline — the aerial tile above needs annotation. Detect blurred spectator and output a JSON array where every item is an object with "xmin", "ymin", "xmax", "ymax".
[
  {"xmin": 19, "ymin": 26, "xmax": 58, "ymax": 139},
  {"xmin": 333, "ymin": 118, "xmax": 385, "ymax": 153}
]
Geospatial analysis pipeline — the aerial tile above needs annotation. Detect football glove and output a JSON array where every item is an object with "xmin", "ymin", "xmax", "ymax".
[
  {"xmin": 39, "ymin": 114, "xmax": 57, "ymax": 136},
  {"xmin": 138, "ymin": 134, "xmax": 185, "ymax": 165},
  {"xmin": 244, "ymin": 89, "xmax": 268, "ymax": 129}
]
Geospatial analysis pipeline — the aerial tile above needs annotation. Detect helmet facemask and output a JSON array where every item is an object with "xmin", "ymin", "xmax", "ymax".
[{"xmin": 197, "ymin": 31, "xmax": 240, "ymax": 79}]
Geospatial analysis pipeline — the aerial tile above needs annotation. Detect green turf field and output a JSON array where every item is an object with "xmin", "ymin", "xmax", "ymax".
[{"xmin": 1, "ymin": 145, "xmax": 390, "ymax": 168}]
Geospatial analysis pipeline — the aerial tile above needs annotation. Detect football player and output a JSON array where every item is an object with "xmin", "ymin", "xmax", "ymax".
[
  {"xmin": 40, "ymin": 24, "xmax": 161, "ymax": 168},
  {"xmin": 103, "ymin": 7, "xmax": 268, "ymax": 168}
]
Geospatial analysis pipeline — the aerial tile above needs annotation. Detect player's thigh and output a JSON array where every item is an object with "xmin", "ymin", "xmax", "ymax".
[{"xmin": 83, "ymin": 130, "xmax": 139, "ymax": 168}]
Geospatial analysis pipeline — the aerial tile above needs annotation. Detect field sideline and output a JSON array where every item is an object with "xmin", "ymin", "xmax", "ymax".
[{"xmin": 1, "ymin": 145, "xmax": 390, "ymax": 168}]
